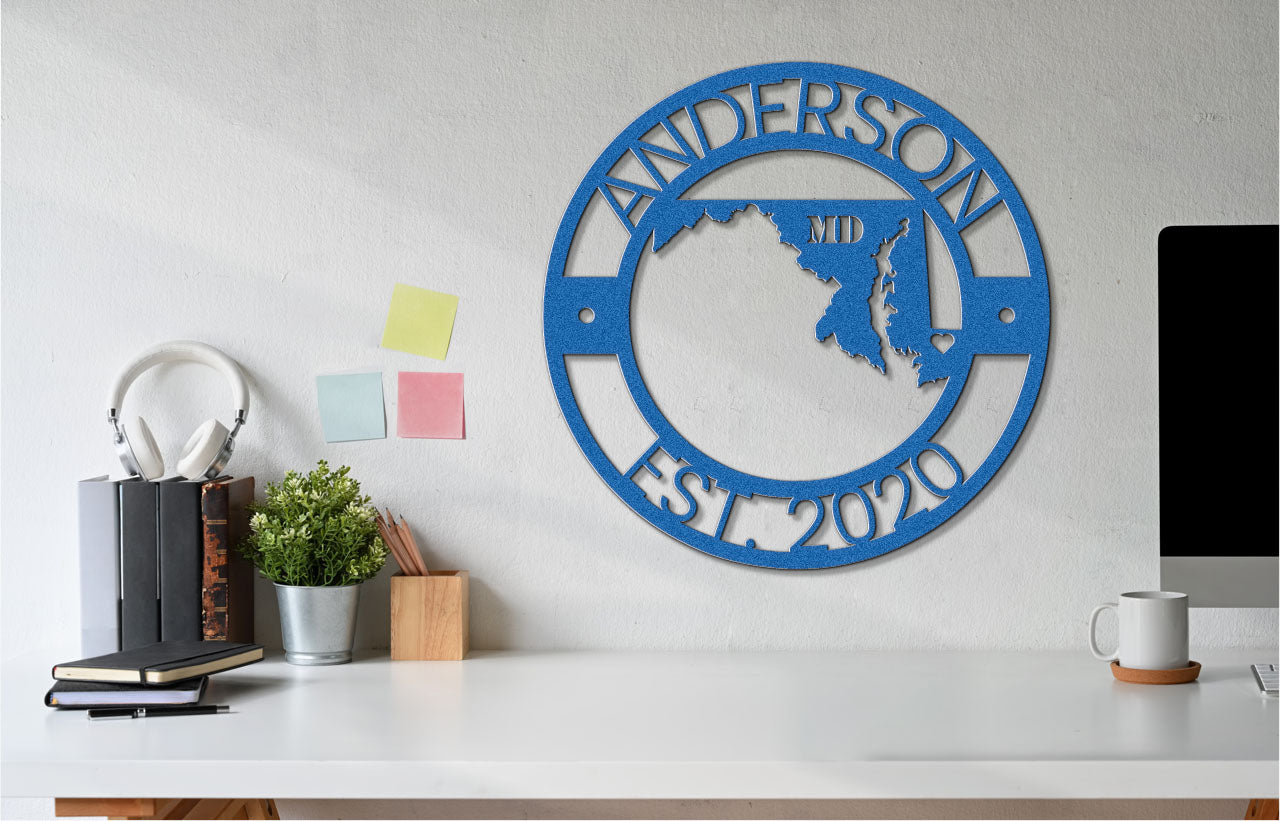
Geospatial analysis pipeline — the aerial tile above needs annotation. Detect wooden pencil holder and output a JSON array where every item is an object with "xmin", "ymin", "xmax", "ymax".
[{"xmin": 390, "ymin": 571, "xmax": 469, "ymax": 660}]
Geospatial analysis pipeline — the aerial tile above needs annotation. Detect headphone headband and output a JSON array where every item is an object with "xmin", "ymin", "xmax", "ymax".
[{"xmin": 107, "ymin": 340, "xmax": 250, "ymax": 420}]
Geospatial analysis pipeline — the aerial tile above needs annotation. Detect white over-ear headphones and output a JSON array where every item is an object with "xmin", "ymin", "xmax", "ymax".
[{"xmin": 107, "ymin": 340, "xmax": 250, "ymax": 481}]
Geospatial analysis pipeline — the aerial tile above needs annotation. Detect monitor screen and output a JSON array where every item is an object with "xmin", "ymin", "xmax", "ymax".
[{"xmin": 1159, "ymin": 225, "xmax": 1278, "ymax": 606}]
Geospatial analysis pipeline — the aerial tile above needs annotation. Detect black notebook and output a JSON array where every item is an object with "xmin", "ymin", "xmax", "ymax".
[
  {"xmin": 45, "ymin": 676, "xmax": 208, "ymax": 708},
  {"xmin": 52, "ymin": 640, "xmax": 263, "ymax": 684}
]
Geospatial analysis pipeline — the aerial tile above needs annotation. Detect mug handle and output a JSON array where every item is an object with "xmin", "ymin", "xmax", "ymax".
[{"xmin": 1088, "ymin": 602, "xmax": 1119, "ymax": 661}]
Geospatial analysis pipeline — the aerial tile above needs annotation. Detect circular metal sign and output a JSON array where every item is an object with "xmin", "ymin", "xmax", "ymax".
[{"xmin": 545, "ymin": 63, "xmax": 1048, "ymax": 569}]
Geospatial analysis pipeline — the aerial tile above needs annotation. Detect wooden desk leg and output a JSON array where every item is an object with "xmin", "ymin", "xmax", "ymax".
[
  {"xmin": 1247, "ymin": 798, "xmax": 1279, "ymax": 820},
  {"xmin": 54, "ymin": 798, "xmax": 278, "ymax": 820},
  {"xmin": 242, "ymin": 800, "xmax": 279, "ymax": 820},
  {"xmin": 54, "ymin": 798, "xmax": 154, "ymax": 818}
]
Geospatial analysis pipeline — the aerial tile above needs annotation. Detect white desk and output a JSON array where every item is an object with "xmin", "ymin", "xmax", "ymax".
[{"xmin": 2, "ymin": 650, "xmax": 1276, "ymax": 801}]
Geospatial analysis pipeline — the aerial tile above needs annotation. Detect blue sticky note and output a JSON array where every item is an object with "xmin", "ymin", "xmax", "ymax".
[{"xmin": 315, "ymin": 373, "xmax": 386, "ymax": 442}]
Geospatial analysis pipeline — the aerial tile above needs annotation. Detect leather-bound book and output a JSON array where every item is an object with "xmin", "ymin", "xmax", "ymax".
[{"xmin": 200, "ymin": 477, "xmax": 255, "ymax": 642}]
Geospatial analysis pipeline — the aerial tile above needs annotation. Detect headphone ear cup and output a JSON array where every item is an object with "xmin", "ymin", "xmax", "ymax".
[
  {"xmin": 126, "ymin": 417, "xmax": 166, "ymax": 480},
  {"xmin": 177, "ymin": 419, "xmax": 230, "ymax": 480}
]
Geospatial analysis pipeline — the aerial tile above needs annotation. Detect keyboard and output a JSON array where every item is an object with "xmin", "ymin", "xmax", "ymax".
[{"xmin": 1251, "ymin": 663, "xmax": 1278, "ymax": 695}]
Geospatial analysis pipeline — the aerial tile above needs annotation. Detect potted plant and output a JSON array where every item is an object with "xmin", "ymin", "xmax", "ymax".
[{"xmin": 240, "ymin": 460, "xmax": 388, "ymax": 665}]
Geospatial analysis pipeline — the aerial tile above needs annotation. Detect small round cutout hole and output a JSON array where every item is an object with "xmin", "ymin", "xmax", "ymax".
[
  {"xmin": 998, "ymin": 307, "xmax": 1015, "ymax": 324},
  {"xmin": 579, "ymin": 307, "xmax": 595, "ymax": 324}
]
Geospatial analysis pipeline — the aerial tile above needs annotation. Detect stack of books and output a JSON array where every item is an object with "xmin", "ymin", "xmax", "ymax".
[
  {"xmin": 45, "ymin": 640, "xmax": 264, "ymax": 709},
  {"xmin": 78, "ymin": 476, "xmax": 255, "ymax": 654}
]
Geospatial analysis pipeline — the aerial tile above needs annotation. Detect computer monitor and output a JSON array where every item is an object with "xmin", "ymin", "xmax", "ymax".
[{"xmin": 1158, "ymin": 224, "xmax": 1279, "ymax": 607}]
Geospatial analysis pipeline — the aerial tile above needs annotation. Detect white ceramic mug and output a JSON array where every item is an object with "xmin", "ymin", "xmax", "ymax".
[{"xmin": 1088, "ymin": 591, "xmax": 1189, "ymax": 670}]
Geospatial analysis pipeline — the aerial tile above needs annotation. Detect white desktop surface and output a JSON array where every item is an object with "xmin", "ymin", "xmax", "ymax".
[{"xmin": 3, "ymin": 650, "xmax": 1276, "ymax": 800}]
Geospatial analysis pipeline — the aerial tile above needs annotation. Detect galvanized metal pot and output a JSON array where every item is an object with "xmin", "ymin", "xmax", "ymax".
[{"xmin": 275, "ymin": 582, "xmax": 362, "ymax": 665}]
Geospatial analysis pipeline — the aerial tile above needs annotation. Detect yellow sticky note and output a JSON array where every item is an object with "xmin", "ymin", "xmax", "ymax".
[{"xmin": 381, "ymin": 283, "xmax": 459, "ymax": 360}]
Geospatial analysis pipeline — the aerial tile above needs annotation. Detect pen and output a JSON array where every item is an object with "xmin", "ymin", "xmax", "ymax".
[{"xmin": 87, "ymin": 705, "xmax": 230, "ymax": 720}]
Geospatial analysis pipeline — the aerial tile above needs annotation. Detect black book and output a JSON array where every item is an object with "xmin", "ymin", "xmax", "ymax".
[
  {"xmin": 120, "ymin": 480, "xmax": 159, "ymax": 649},
  {"xmin": 45, "ymin": 676, "xmax": 207, "ymax": 709},
  {"xmin": 158, "ymin": 479, "xmax": 204, "ymax": 641},
  {"xmin": 52, "ymin": 640, "xmax": 263, "ymax": 685}
]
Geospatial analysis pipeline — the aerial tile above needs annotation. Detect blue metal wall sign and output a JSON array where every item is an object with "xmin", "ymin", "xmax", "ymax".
[{"xmin": 544, "ymin": 63, "xmax": 1049, "ymax": 569}]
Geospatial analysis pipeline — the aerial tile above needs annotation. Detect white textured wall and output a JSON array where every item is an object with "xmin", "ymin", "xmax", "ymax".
[
  {"xmin": 4, "ymin": 1, "xmax": 1277, "ymax": 662},
  {"xmin": 5, "ymin": 3, "xmax": 1277, "ymax": 819}
]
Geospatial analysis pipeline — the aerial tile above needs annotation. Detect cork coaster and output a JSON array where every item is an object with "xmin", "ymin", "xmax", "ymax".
[{"xmin": 1111, "ymin": 660, "xmax": 1201, "ymax": 684}]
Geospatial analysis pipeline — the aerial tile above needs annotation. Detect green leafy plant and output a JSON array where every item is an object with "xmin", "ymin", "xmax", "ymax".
[{"xmin": 240, "ymin": 460, "xmax": 388, "ymax": 586}]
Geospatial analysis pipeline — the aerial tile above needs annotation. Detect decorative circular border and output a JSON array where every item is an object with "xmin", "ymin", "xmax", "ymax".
[{"xmin": 545, "ymin": 63, "xmax": 1049, "ymax": 569}]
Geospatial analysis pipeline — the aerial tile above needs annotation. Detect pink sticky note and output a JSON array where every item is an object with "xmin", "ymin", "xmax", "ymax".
[{"xmin": 398, "ymin": 372, "xmax": 464, "ymax": 439}]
